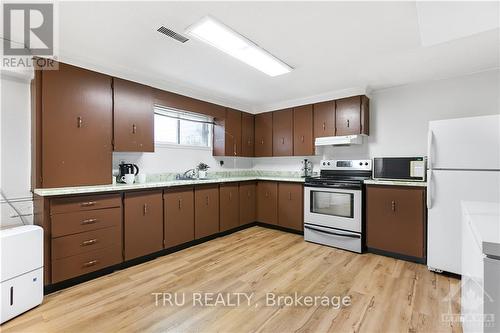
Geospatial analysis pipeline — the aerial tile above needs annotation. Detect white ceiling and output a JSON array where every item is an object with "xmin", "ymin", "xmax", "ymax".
[{"xmin": 54, "ymin": 1, "xmax": 499, "ymax": 113}]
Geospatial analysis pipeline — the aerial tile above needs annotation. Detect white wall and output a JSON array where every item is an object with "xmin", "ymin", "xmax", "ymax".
[{"xmin": 0, "ymin": 71, "xmax": 34, "ymax": 227}]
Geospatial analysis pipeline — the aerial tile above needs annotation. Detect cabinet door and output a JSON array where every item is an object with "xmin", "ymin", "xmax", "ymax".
[
  {"xmin": 257, "ymin": 182, "xmax": 278, "ymax": 225},
  {"xmin": 239, "ymin": 182, "xmax": 256, "ymax": 226},
  {"xmin": 293, "ymin": 105, "xmax": 314, "ymax": 156},
  {"xmin": 335, "ymin": 95, "xmax": 369, "ymax": 136},
  {"xmin": 164, "ymin": 187, "xmax": 194, "ymax": 248},
  {"xmin": 241, "ymin": 113, "xmax": 255, "ymax": 157},
  {"xmin": 220, "ymin": 184, "xmax": 240, "ymax": 232},
  {"xmin": 113, "ymin": 78, "xmax": 154, "ymax": 152},
  {"xmin": 313, "ymin": 101, "xmax": 335, "ymax": 138},
  {"xmin": 272, "ymin": 109, "xmax": 293, "ymax": 156},
  {"xmin": 124, "ymin": 191, "xmax": 163, "ymax": 260},
  {"xmin": 225, "ymin": 109, "xmax": 242, "ymax": 156},
  {"xmin": 278, "ymin": 183, "xmax": 304, "ymax": 231},
  {"xmin": 195, "ymin": 186, "xmax": 220, "ymax": 239},
  {"xmin": 366, "ymin": 186, "xmax": 425, "ymax": 258},
  {"xmin": 254, "ymin": 112, "xmax": 273, "ymax": 157},
  {"xmin": 41, "ymin": 62, "xmax": 112, "ymax": 188}
]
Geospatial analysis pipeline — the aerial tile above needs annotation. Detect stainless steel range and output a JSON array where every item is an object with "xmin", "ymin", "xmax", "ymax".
[{"xmin": 304, "ymin": 159, "xmax": 372, "ymax": 253}]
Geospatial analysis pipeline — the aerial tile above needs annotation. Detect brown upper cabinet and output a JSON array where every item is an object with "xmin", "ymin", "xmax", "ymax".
[
  {"xmin": 219, "ymin": 183, "xmax": 240, "ymax": 232},
  {"xmin": 164, "ymin": 187, "xmax": 195, "ymax": 248},
  {"xmin": 194, "ymin": 185, "xmax": 220, "ymax": 239},
  {"xmin": 335, "ymin": 95, "xmax": 369, "ymax": 136},
  {"xmin": 366, "ymin": 185, "xmax": 426, "ymax": 260},
  {"xmin": 313, "ymin": 100, "xmax": 335, "ymax": 138},
  {"xmin": 213, "ymin": 108, "xmax": 242, "ymax": 157},
  {"xmin": 278, "ymin": 183, "xmax": 304, "ymax": 231},
  {"xmin": 293, "ymin": 105, "xmax": 314, "ymax": 156},
  {"xmin": 123, "ymin": 191, "xmax": 164, "ymax": 260},
  {"xmin": 37, "ymin": 62, "xmax": 113, "ymax": 188},
  {"xmin": 241, "ymin": 113, "xmax": 255, "ymax": 157},
  {"xmin": 254, "ymin": 112, "xmax": 273, "ymax": 157},
  {"xmin": 113, "ymin": 78, "xmax": 154, "ymax": 152},
  {"xmin": 272, "ymin": 109, "xmax": 293, "ymax": 156}
]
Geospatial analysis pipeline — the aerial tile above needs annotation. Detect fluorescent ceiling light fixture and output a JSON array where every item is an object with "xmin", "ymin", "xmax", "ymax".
[{"xmin": 186, "ymin": 16, "xmax": 292, "ymax": 77}]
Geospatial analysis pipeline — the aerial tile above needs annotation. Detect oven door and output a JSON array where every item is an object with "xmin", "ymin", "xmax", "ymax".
[{"xmin": 304, "ymin": 185, "xmax": 362, "ymax": 232}]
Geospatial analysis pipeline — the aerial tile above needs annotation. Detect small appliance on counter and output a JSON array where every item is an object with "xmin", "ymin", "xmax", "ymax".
[
  {"xmin": 301, "ymin": 159, "xmax": 313, "ymax": 177},
  {"xmin": 372, "ymin": 157, "xmax": 426, "ymax": 182},
  {"xmin": 116, "ymin": 162, "xmax": 139, "ymax": 184}
]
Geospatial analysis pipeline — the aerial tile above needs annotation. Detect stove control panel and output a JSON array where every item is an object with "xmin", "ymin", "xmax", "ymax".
[{"xmin": 320, "ymin": 159, "xmax": 372, "ymax": 171}]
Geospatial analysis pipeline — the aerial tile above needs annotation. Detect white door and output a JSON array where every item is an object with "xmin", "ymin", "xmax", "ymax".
[
  {"xmin": 427, "ymin": 169, "xmax": 500, "ymax": 274},
  {"xmin": 428, "ymin": 114, "xmax": 500, "ymax": 170}
]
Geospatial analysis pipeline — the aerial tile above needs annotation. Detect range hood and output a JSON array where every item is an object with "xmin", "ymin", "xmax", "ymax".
[{"xmin": 315, "ymin": 135, "xmax": 363, "ymax": 146}]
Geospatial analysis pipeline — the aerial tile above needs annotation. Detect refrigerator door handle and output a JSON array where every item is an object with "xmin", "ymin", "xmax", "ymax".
[
  {"xmin": 427, "ymin": 169, "xmax": 432, "ymax": 209},
  {"xmin": 427, "ymin": 128, "xmax": 433, "ymax": 169}
]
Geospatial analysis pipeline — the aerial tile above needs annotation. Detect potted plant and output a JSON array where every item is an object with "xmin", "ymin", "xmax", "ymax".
[{"xmin": 197, "ymin": 162, "xmax": 210, "ymax": 179}]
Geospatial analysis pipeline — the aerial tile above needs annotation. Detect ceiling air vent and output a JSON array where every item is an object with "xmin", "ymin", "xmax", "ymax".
[{"xmin": 157, "ymin": 26, "xmax": 189, "ymax": 43}]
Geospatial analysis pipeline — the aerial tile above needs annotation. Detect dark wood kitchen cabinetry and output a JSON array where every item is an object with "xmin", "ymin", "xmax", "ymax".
[
  {"xmin": 313, "ymin": 100, "xmax": 335, "ymax": 138},
  {"xmin": 366, "ymin": 185, "xmax": 426, "ymax": 261},
  {"xmin": 163, "ymin": 187, "xmax": 195, "ymax": 248},
  {"xmin": 194, "ymin": 185, "xmax": 220, "ymax": 239},
  {"xmin": 239, "ymin": 182, "xmax": 256, "ymax": 226},
  {"xmin": 254, "ymin": 112, "xmax": 273, "ymax": 157},
  {"xmin": 124, "ymin": 191, "xmax": 164, "ymax": 260},
  {"xmin": 272, "ymin": 109, "xmax": 293, "ymax": 156},
  {"xmin": 213, "ymin": 108, "xmax": 242, "ymax": 156},
  {"xmin": 36, "ymin": 62, "xmax": 113, "ymax": 188},
  {"xmin": 256, "ymin": 181, "xmax": 278, "ymax": 225},
  {"xmin": 335, "ymin": 95, "xmax": 369, "ymax": 136},
  {"xmin": 113, "ymin": 78, "xmax": 154, "ymax": 152},
  {"xmin": 49, "ymin": 194, "xmax": 122, "ymax": 284},
  {"xmin": 293, "ymin": 105, "xmax": 314, "ymax": 156},
  {"xmin": 278, "ymin": 183, "xmax": 304, "ymax": 231},
  {"xmin": 219, "ymin": 183, "xmax": 240, "ymax": 232},
  {"xmin": 241, "ymin": 112, "xmax": 255, "ymax": 157}
]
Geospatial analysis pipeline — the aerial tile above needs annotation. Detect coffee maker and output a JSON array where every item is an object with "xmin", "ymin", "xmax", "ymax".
[{"xmin": 116, "ymin": 162, "xmax": 139, "ymax": 183}]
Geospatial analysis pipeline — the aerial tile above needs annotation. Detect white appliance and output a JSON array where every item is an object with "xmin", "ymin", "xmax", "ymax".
[
  {"xmin": 1, "ymin": 225, "xmax": 44, "ymax": 324},
  {"xmin": 427, "ymin": 114, "xmax": 500, "ymax": 275},
  {"xmin": 304, "ymin": 159, "xmax": 372, "ymax": 253},
  {"xmin": 314, "ymin": 135, "xmax": 363, "ymax": 146}
]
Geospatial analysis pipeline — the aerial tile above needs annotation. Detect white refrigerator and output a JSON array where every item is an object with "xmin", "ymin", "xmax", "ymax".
[{"xmin": 427, "ymin": 114, "xmax": 500, "ymax": 275}]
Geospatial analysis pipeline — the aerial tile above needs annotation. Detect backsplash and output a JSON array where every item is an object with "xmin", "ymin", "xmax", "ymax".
[{"xmin": 145, "ymin": 169, "xmax": 306, "ymax": 182}]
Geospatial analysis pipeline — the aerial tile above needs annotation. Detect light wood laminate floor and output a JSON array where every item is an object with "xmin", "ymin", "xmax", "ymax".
[{"xmin": 2, "ymin": 227, "xmax": 461, "ymax": 333}]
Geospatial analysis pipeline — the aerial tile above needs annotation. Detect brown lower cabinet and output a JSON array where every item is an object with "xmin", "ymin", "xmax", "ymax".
[
  {"xmin": 219, "ymin": 183, "xmax": 240, "ymax": 232},
  {"xmin": 124, "ymin": 191, "xmax": 164, "ymax": 260},
  {"xmin": 278, "ymin": 183, "xmax": 304, "ymax": 231},
  {"xmin": 256, "ymin": 181, "xmax": 278, "ymax": 225},
  {"xmin": 239, "ymin": 182, "xmax": 256, "ymax": 226},
  {"xmin": 163, "ymin": 187, "xmax": 195, "ymax": 248},
  {"xmin": 366, "ymin": 185, "xmax": 426, "ymax": 260},
  {"xmin": 195, "ymin": 185, "xmax": 220, "ymax": 239}
]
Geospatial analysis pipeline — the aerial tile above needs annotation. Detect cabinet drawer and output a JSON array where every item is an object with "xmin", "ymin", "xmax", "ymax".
[
  {"xmin": 51, "ymin": 207, "xmax": 121, "ymax": 237},
  {"xmin": 52, "ymin": 227, "xmax": 121, "ymax": 260},
  {"xmin": 50, "ymin": 194, "xmax": 121, "ymax": 214},
  {"xmin": 51, "ymin": 244, "xmax": 122, "ymax": 283}
]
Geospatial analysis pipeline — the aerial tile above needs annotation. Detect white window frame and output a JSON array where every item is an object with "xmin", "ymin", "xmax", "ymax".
[{"xmin": 154, "ymin": 106, "xmax": 213, "ymax": 150}]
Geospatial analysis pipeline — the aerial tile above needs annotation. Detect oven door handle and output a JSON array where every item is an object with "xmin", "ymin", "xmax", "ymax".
[{"xmin": 304, "ymin": 225, "xmax": 361, "ymax": 239}]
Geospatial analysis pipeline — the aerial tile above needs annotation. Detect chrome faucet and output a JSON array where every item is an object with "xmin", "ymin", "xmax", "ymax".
[{"xmin": 176, "ymin": 168, "xmax": 197, "ymax": 180}]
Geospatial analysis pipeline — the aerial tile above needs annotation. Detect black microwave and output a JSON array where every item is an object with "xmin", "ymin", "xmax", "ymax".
[{"xmin": 373, "ymin": 157, "xmax": 427, "ymax": 182}]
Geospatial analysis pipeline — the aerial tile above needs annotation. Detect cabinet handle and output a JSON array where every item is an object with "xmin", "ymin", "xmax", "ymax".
[
  {"xmin": 77, "ymin": 116, "xmax": 83, "ymax": 128},
  {"xmin": 82, "ymin": 260, "xmax": 98, "ymax": 268},
  {"xmin": 81, "ymin": 239, "xmax": 97, "ymax": 246},
  {"xmin": 288, "ymin": 192, "xmax": 292, "ymax": 201},
  {"xmin": 178, "ymin": 198, "xmax": 182, "ymax": 210},
  {"xmin": 143, "ymin": 203, "xmax": 148, "ymax": 215},
  {"xmin": 260, "ymin": 139, "xmax": 264, "ymax": 145},
  {"xmin": 206, "ymin": 196, "xmax": 209, "ymax": 206},
  {"xmin": 247, "ymin": 191, "xmax": 251, "ymax": 198},
  {"xmin": 265, "ymin": 191, "xmax": 269, "ymax": 198},
  {"xmin": 81, "ymin": 218, "xmax": 98, "ymax": 225},
  {"xmin": 391, "ymin": 200, "xmax": 396, "ymax": 212},
  {"xmin": 132, "ymin": 124, "xmax": 137, "ymax": 134},
  {"xmin": 234, "ymin": 143, "xmax": 237, "ymax": 156},
  {"xmin": 347, "ymin": 119, "xmax": 350, "ymax": 128},
  {"xmin": 80, "ymin": 201, "xmax": 96, "ymax": 207},
  {"xmin": 229, "ymin": 192, "xmax": 232, "ymax": 200},
  {"xmin": 281, "ymin": 137, "xmax": 285, "ymax": 145},
  {"xmin": 301, "ymin": 135, "xmax": 304, "ymax": 142},
  {"xmin": 322, "ymin": 122, "xmax": 326, "ymax": 130}
]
